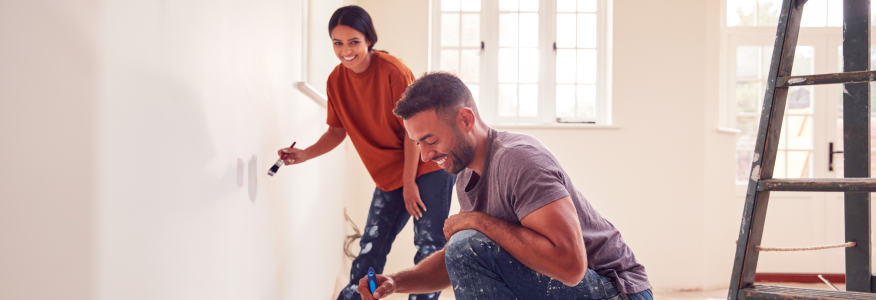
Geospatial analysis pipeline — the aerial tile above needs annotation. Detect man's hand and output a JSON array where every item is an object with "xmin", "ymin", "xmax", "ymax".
[
  {"xmin": 403, "ymin": 182, "xmax": 425, "ymax": 220},
  {"xmin": 443, "ymin": 212, "xmax": 488, "ymax": 241},
  {"xmin": 357, "ymin": 274, "xmax": 396, "ymax": 300}
]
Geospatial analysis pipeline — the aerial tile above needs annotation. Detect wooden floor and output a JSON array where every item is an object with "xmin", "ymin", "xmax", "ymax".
[{"xmin": 372, "ymin": 282, "xmax": 847, "ymax": 300}]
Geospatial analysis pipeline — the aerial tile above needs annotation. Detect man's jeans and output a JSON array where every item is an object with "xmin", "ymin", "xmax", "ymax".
[
  {"xmin": 337, "ymin": 170, "xmax": 456, "ymax": 300},
  {"xmin": 446, "ymin": 229, "xmax": 654, "ymax": 300}
]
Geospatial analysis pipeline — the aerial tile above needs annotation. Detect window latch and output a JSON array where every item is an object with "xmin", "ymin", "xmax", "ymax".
[
  {"xmin": 829, "ymin": 142, "xmax": 844, "ymax": 171},
  {"xmin": 480, "ymin": 41, "xmax": 484, "ymax": 51},
  {"xmin": 553, "ymin": 42, "xmax": 557, "ymax": 51}
]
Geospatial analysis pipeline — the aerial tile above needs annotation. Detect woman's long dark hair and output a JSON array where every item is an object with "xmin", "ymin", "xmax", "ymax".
[{"xmin": 329, "ymin": 5, "xmax": 378, "ymax": 52}]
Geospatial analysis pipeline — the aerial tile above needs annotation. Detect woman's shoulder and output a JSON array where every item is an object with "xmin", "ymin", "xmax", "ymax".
[{"xmin": 373, "ymin": 52, "xmax": 414, "ymax": 77}]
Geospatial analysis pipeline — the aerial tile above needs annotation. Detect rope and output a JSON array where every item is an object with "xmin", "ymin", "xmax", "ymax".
[
  {"xmin": 755, "ymin": 242, "xmax": 856, "ymax": 252},
  {"xmin": 343, "ymin": 208, "xmax": 362, "ymax": 260}
]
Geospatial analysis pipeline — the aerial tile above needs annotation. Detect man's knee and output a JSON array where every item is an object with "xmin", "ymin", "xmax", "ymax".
[{"xmin": 445, "ymin": 229, "xmax": 493, "ymax": 264}]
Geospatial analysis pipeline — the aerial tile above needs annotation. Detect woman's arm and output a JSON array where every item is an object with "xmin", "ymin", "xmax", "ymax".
[
  {"xmin": 402, "ymin": 136, "xmax": 425, "ymax": 219},
  {"xmin": 278, "ymin": 126, "xmax": 346, "ymax": 165}
]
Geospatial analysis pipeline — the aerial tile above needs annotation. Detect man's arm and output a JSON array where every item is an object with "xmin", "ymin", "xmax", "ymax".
[
  {"xmin": 357, "ymin": 247, "xmax": 451, "ymax": 300},
  {"xmin": 443, "ymin": 197, "xmax": 587, "ymax": 286}
]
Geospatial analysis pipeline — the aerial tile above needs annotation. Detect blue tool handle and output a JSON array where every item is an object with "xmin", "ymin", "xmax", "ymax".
[{"xmin": 367, "ymin": 267, "xmax": 379, "ymax": 299}]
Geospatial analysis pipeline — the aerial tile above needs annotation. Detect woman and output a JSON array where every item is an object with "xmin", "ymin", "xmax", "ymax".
[{"xmin": 277, "ymin": 5, "xmax": 455, "ymax": 300}]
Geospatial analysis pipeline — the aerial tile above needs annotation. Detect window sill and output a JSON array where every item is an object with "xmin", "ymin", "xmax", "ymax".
[
  {"xmin": 717, "ymin": 127, "xmax": 741, "ymax": 135},
  {"xmin": 491, "ymin": 123, "xmax": 620, "ymax": 130}
]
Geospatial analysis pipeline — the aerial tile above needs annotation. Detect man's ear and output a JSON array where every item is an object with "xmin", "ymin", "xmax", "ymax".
[{"xmin": 458, "ymin": 107, "xmax": 475, "ymax": 131}]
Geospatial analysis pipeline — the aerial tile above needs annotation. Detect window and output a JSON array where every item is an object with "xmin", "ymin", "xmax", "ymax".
[{"xmin": 431, "ymin": 0, "xmax": 611, "ymax": 124}]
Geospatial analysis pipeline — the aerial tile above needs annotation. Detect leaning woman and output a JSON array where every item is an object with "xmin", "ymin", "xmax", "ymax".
[{"xmin": 277, "ymin": 5, "xmax": 455, "ymax": 300}]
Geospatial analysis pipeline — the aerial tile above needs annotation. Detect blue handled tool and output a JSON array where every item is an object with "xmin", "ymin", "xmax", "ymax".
[{"xmin": 367, "ymin": 267, "xmax": 379, "ymax": 299}]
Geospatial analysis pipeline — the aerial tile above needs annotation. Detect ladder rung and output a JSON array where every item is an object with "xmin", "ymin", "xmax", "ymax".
[
  {"xmin": 757, "ymin": 178, "xmax": 876, "ymax": 192},
  {"xmin": 739, "ymin": 285, "xmax": 876, "ymax": 300},
  {"xmin": 778, "ymin": 70, "xmax": 876, "ymax": 87}
]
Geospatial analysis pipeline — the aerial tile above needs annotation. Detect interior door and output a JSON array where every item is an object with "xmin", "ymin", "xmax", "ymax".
[{"xmin": 729, "ymin": 34, "xmax": 836, "ymax": 274}]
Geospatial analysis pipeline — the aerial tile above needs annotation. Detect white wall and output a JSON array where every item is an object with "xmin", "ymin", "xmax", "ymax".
[
  {"xmin": 0, "ymin": 1, "xmax": 99, "ymax": 299},
  {"xmin": 1, "ymin": 0, "xmax": 353, "ymax": 299}
]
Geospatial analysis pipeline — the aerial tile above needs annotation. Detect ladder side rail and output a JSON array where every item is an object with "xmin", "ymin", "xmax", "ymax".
[
  {"xmin": 842, "ymin": 0, "xmax": 873, "ymax": 292},
  {"xmin": 728, "ymin": 1, "xmax": 806, "ymax": 299}
]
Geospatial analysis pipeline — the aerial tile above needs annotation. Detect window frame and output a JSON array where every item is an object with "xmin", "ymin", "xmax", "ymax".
[{"xmin": 429, "ymin": 0, "xmax": 613, "ymax": 125}]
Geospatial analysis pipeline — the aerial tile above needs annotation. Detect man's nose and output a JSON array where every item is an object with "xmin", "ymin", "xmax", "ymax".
[{"xmin": 419, "ymin": 145, "xmax": 433, "ymax": 162}]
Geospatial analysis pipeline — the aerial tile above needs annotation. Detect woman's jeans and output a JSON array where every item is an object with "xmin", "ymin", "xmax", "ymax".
[
  {"xmin": 337, "ymin": 170, "xmax": 456, "ymax": 300},
  {"xmin": 446, "ymin": 229, "xmax": 654, "ymax": 300}
]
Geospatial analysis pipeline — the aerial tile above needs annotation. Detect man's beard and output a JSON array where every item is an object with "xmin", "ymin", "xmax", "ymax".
[{"xmin": 444, "ymin": 126, "xmax": 475, "ymax": 175}]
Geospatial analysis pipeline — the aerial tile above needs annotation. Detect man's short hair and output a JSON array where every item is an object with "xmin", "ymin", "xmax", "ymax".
[{"xmin": 393, "ymin": 72, "xmax": 479, "ymax": 124}]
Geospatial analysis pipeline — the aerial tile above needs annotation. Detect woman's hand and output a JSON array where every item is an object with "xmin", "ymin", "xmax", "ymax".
[
  {"xmin": 277, "ymin": 147, "xmax": 309, "ymax": 165},
  {"xmin": 403, "ymin": 181, "xmax": 425, "ymax": 220}
]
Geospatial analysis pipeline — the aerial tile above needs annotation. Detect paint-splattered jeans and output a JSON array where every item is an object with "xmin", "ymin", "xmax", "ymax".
[
  {"xmin": 337, "ymin": 170, "xmax": 456, "ymax": 300},
  {"xmin": 446, "ymin": 230, "xmax": 654, "ymax": 300}
]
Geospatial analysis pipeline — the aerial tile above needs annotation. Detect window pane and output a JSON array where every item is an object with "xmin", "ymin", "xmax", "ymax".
[
  {"xmin": 577, "ymin": 49, "xmax": 596, "ymax": 84},
  {"xmin": 787, "ymin": 151, "xmax": 811, "ymax": 178},
  {"xmin": 787, "ymin": 86, "xmax": 812, "ymax": 113},
  {"xmin": 736, "ymin": 150, "xmax": 755, "ymax": 183},
  {"xmin": 827, "ymin": 0, "xmax": 842, "ymax": 27},
  {"xmin": 727, "ymin": 0, "xmax": 756, "ymax": 27},
  {"xmin": 499, "ymin": 13, "xmax": 519, "ymax": 47},
  {"xmin": 736, "ymin": 116, "xmax": 759, "ymax": 150},
  {"xmin": 520, "ymin": 0, "xmax": 539, "ymax": 12},
  {"xmin": 556, "ymin": 49, "xmax": 576, "ymax": 83},
  {"xmin": 460, "ymin": 49, "xmax": 480, "ymax": 82},
  {"xmin": 520, "ymin": 13, "xmax": 539, "ymax": 47},
  {"xmin": 500, "ymin": 0, "xmax": 518, "ymax": 11},
  {"xmin": 461, "ymin": 14, "xmax": 480, "ymax": 47},
  {"xmin": 441, "ymin": 49, "xmax": 460, "ymax": 75},
  {"xmin": 736, "ymin": 82, "xmax": 760, "ymax": 114},
  {"xmin": 519, "ymin": 84, "xmax": 538, "ymax": 117},
  {"xmin": 578, "ymin": 0, "xmax": 596, "ymax": 12},
  {"xmin": 757, "ymin": 0, "xmax": 781, "ymax": 26},
  {"xmin": 461, "ymin": 0, "xmax": 480, "ymax": 11},
  {"xmin": 442, "ymin": 13, "xmax": 460, "ymax": 47},
  {"xmin": 556, "ymin": 85, "xmax": 576, "ymax": 118},
  {"xmin": 498, "ymin": 48, "xmax": 518, "ymax": 83},
  {"xmin": 499, "ymin": 84, "xmax": 518, "ymax": 116},
  {"xmin": 467, "ymin": 84, "xmax": 479, "ymax": 106},
  {"xmin": 786, "ymin": 115, "xmax": 813, "ymax": 150},
  {"xmin": 556, "ymin": 14, "xmax": 576, "ymax": 48},
  {"xmin": 519, "ymin": 48, "xmax": 539, "ymax": 83},
  {"xmin": 774, "ymin": 150, "xmax": 787, "ymax": 178},
  {"xmin": 737, "ymin": 46, "xmax": 759, "ymax": 79},
  {"xmin": 791, "ymin": 46, "xmax": 814, "ymax": 76},
  {"xmin": 800, "ymin": 0, "xmax": 826, "ymax": 27},
  {"xmin": 577, "ymin": 13, "xmax": 597, "ymax": 48},
  {"xmin": 778, "ymin": 116, "xmax": 788, "ymax": 149},
  {"xmin": 442, "ymin": 0, "xmax": 460, "ymax": 11},
  {"xmin": 762, "ymin": 46, "xmax": 773, "ymax": 79},
  {"xmin": 558, "ymin": 0, "xmax": 576, "ymax": 12},
  {"xmin": 577, "ymin": 84, "xmax": 596, "ymax": 117}
]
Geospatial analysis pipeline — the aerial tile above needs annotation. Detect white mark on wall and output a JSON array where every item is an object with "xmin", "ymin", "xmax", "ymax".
[
  {"xmin": 788, "ymin": 78, "xmax": 805, "ymax": 84},
  {"xmin": 751, "ymin": 165, "xmax": 761, "ymax": 181}
]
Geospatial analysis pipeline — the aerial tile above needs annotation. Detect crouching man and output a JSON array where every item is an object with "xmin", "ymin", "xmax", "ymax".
[{"xmin": 358, "ymin": 72, "xmax": 652, "ymax": 300}]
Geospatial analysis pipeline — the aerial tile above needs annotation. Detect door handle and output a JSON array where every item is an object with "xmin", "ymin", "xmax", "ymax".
[{"xmin": 829, "ymin": 142, "xmax": 844, "ymax": 171}]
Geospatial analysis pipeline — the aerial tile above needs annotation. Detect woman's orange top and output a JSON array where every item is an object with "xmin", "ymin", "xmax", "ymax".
[{"xmin": 325, "ymin": 51, "xmax": 441, "ymax": 191}]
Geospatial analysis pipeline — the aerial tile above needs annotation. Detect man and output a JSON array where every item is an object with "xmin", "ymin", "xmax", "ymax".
[{"xmin": 357, "ymin": 72, "xmax": 651, "ymax": 300}]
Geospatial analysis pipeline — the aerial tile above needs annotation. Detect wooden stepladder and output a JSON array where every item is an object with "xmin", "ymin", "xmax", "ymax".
[{"xmin": 728, "ymin": 0, "xmax": 876, "ymax": 299}]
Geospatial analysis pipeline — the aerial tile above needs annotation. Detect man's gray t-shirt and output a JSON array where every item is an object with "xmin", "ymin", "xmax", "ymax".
[{"xmin": 456, "ymin": 128, "xmax": 650, "ymax": 294}]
